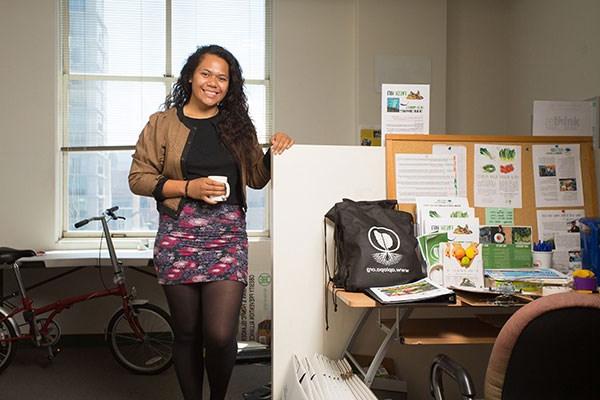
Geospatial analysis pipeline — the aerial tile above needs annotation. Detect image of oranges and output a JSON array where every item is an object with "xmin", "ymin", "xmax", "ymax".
[{"xmin": 452, "ymin": 242, "xmax": 478, "ymax": 268}]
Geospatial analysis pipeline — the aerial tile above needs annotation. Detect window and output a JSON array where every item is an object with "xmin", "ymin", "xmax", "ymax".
[{"xmin": 61, "ymin": 0, "xmax": 271, "ymax": 236}]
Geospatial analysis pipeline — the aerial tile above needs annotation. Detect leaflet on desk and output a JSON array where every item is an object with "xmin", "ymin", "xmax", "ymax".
[{"xmin": 365, "ymin": 277, "xmax": 455, "ymax": 304}]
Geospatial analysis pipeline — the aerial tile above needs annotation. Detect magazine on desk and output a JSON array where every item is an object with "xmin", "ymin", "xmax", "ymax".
[{"xmin": 365, "ymin": 277, "xmax": 456, "ymax": 304}]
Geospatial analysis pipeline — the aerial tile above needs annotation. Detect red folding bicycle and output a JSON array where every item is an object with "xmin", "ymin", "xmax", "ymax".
[{"xmin": 0, "ymin": 206, "xmax": 174, "ymax": 374}]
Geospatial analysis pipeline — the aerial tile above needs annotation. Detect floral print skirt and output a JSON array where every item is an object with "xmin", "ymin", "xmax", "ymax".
[{"xmin": 153, "ymin": 200, "xmax": 248, "ymax": 285}]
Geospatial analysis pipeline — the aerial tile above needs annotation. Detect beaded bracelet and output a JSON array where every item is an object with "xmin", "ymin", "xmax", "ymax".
[{"xmin": 184, "ymin": 180, "xmax": 190, "ymax": 198}]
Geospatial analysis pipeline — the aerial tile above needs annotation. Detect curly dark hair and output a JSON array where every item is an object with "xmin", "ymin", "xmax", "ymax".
[{"xmin": 162, "ymin": 45, "xmax": 259, "ymax": 170}]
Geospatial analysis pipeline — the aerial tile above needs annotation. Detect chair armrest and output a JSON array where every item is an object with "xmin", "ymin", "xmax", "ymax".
[{"xmin": 430, "ymin": 354, "xmax": 476, "ymax": 400}]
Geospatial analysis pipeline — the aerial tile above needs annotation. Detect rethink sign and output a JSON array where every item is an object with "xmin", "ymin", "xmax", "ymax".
[{"xmin": 533, "ymin": 100, "xmax": 594, "ymax": 136}]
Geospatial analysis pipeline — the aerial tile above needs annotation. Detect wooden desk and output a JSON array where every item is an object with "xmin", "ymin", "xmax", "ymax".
[{"xmin": 333, "ymin": 286, "xmax": 522, "ymax": 387}]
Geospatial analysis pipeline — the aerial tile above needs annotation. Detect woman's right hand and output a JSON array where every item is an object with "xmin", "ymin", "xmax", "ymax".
[{"xmin": 186, "ymin": 177, "xmax": 227, "ymax": 204}]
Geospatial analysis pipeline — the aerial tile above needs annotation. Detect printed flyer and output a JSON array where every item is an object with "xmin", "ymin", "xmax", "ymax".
[
  {"xmin": 536, "ymin": 209, "xmax": 584, "ymax": 274},
  {"xmin": 479, "ymin": 225, "xmax": 533, "ymax": 269},
  {"xmin": 432, "ymin": 144, "xmax": 468, "ymax": 198},
  {"xmin": 532, "ymin": 144, "xmax": 584, "ymax": 207},
  {"xmin": 474, "ymin": 144, "xmax": 523, "ymax": 208},
  {"xmin": 381, "ymin": 83, "xmax": 430, "ymax": 140},
  {"xmin": 394, "ymin": 154, "xmax": 458, "ymax": 203}
]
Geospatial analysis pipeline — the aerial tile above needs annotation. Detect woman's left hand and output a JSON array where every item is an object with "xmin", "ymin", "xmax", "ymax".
[{"xmin": 270, "ymin": 132, "xmax": 295, "ymax": 155}]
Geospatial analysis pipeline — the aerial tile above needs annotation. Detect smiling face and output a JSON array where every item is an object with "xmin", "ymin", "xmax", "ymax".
[{"xmin": 188, "ymin": 53, "xmax": 230, "ymax": 115}]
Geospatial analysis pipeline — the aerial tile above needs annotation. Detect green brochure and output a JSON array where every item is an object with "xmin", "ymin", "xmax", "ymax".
[
  {"xmin": 480, "ymin": 225, "xmax": 532, "ymax": 269},
  {"xmin": 417, "ymin": 232, "xmax": 449, "ymax": 267}
]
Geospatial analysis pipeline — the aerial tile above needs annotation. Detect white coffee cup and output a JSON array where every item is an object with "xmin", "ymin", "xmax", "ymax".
[{"xmin": 208, "ymin": 175, "xmax": 230, "ymax": 202}]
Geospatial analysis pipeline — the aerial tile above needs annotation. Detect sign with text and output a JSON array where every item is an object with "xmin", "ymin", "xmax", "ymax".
[
  {"xmin": 381, "ymin": 83, "xmax": 430, "ymax": 142},
  {"xmin": 532, "ymin": 100, "xmax": 594, "ymax": 136}
]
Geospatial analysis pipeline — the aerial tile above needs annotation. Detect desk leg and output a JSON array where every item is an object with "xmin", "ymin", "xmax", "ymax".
[
  {"xmin": 342, "ymin": 309, "xmax": 372, "ymax": 378},
  {"xmin": 343, "ymin": 307, "xmax": 414, "ymax": 388}
]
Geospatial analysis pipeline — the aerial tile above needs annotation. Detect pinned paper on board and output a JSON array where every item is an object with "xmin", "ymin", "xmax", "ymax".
[
  {"xmin": 394, "ymin": 154, "xmax": 458, "ymax": 203},
  {"xmin": 474, "ymin": 144, "xmax": 523, "ymax": 208},
  {"xmin": 432, "ymin": 144, "xmax": 467, "ymax": 198},
  {"xmin": 532, "ymin": 144, "xmax": 584, "ymax": 207}
]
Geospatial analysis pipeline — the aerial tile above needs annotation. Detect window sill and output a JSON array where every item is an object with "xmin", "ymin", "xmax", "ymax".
[{"xmin": 53, "ymin": 235, "xmax": 270, "ymax": 251}]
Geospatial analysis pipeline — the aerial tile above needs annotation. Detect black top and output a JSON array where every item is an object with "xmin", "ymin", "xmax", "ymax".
[{"xmin": 180, "ymin": 112, "xmax": 242, "ymax": 205}]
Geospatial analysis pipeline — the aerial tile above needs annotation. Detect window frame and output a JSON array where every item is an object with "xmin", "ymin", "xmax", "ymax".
[{"xmin": 59, "ymin": 0, "xmax": 273, "ymax": 239}]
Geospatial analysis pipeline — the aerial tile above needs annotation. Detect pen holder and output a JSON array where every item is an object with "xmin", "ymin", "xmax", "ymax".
[
  {"xmin": 573, "ymin": 277, "xmax": 597, "ymax": 292},
  {"xmin": 532, "ymin": 251, "xmax": 552, "ymax": 268}
]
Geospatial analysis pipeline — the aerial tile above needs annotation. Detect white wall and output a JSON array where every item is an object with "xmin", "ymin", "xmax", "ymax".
[{"xmin": 271, "ymin": 145, "xmax": 386, "ymax": 398}]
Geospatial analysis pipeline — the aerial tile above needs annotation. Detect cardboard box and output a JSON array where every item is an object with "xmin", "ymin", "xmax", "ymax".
[{"xmin": 238, "ymin": 265, "xmax": 272, "ymax": 345}]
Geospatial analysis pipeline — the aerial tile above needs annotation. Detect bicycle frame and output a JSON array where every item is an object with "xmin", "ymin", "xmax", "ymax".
[{"xmin": 0, "ymin": 211, "xmax": 145, "ymax": 345}]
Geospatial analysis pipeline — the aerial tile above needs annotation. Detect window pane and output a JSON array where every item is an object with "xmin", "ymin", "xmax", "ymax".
[
  {"xmin": 67, "ymin": 80, "xmax": 166, "ymax": 146},
  {"xmin": 66, "ymin": 151, "xmax": 158, "ymax": 232},
  {"xmin": 66, "ymin": 150, "xmax": 266, "ymax": 233},
  {"xmin": 246, "ymin": 84, "xmax": 267, "ymax": 143},
  {"xmin": 171, "ymin": 0, "xmax": 265, "ymax": 80},
  {"xmin": 246, "ymin": 186, "xmax": 267, "ymax": 231},
  {"xmin": 69, "ymin": 0, "xmax": 166, "ymax": 76}
]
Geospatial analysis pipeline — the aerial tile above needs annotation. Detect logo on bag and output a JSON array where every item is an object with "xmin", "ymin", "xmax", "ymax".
[{"xmin": 368, "ymin": 226, "xmax": 401, "ymax": 266}]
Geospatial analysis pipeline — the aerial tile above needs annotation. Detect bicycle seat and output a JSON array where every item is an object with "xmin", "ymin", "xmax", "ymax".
[{"xmin": 0, "ymin": 247, "xmax": 36, "ymax": 265}]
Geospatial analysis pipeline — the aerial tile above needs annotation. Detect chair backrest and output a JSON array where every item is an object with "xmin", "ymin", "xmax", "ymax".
[{"xmin": 484, "ymin": 292, "xmax": 600, "ymax": 400}]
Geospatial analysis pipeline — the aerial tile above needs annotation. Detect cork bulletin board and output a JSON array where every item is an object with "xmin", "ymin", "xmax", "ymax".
[{"xmin": 385, "ymin": 134, "xmax": 597, "ymax": 242}]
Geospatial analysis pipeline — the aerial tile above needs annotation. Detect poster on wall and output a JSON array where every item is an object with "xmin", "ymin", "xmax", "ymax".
[
  {"xmin": 359, "ymin": 127, "xmax": 382, "ymax": 146},
  {"xmin": 381, "ymin": 83, "xmax": 430, "ymax": 141},
  {"xmin": 474, "ymin": 144, "xmax": 523, "ymax": 208},
  {"xmin": 532, "ymin": 144, "xmax": 584, "ymax": 207},
  {"xmin": 532, "ymin": 100, "xmax": 594, "ymax": 136}
]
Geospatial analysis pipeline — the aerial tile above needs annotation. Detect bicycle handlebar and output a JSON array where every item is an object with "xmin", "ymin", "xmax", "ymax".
[
  {"xmin": 74, "ymin": 218, "xmax": 90, "ymax": 229},
  {"xmin": 73, "ymin": 206, "xmax": 124, "ymax": 229}
]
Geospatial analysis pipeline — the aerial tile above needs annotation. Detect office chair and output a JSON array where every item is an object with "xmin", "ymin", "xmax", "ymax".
[{"xmin": 430, "ymin": 291, "xmax": 600, "ymax": 400}]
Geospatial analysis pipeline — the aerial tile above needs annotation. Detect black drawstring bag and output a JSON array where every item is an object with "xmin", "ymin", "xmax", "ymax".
[{"xmin": 325, "ymin": 199, "xmax": 424, "ymax": 293}]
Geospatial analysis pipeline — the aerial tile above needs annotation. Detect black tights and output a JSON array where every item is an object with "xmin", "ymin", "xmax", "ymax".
[{"xmin": 163, "ymin": 281, "xmax": 244, "ymax": 400}]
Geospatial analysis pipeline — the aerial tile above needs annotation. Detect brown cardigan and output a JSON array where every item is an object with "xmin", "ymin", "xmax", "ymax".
[{"xmin": 128, "ymin": 107, "xmax": 271, "ymax": 217}]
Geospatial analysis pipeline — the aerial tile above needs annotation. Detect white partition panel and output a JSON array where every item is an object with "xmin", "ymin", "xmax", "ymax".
[{"xmin": 271, "ymin": 145, "xmax": 386, "ymax": 398}]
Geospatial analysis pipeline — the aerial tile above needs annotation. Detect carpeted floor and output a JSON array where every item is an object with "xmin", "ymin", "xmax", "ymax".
[{"xmin": 0, "ymin": 342, "xmax": 271, "ymax": 400}]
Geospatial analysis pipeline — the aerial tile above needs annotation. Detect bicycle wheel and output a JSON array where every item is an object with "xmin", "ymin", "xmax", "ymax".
[
  {"xmin": 106, "ymin": 303, "xmax": 174, "ymax": 375},
  {"xmin": 0, "ymin": 318, "xmax": 17, "ymax": 373}
]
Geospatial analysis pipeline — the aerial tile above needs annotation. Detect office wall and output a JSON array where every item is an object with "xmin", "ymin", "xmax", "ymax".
[
  {"xmin": 0, "ymin": 0, "xmax": 58, "ymax": 249},
  {"xmin": 356, "ymin": 0, "xmax": 448, "ymax": 134},
  {"xmin": 273, "ymin": 0, "xmax": 357, "ymax": 144},
  {"xmin": 446, "ymin": 0, "xmax": 600, "ymax": 135},
  {"xmin": 446, "ymin": 0, "xmax": 509, "ymax": 134},
  {"xmin": 505, "ymin": 0, "xmax": 600, "ymax": 134}
]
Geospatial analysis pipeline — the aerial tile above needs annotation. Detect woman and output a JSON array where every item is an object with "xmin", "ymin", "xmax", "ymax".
[{"xmin": 129, "ymin": 44, "xmax": 293, "ymax": 400}]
